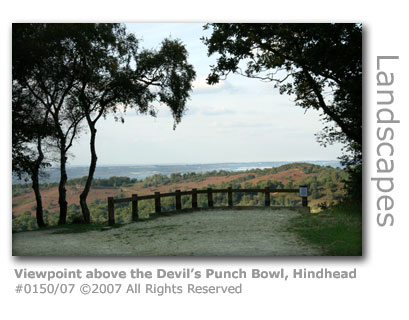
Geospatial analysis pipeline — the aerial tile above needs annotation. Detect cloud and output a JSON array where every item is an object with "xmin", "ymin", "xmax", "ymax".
[
  {"xmin": 209, "ymin": 120, "xmax": 273, "ymax": 129},
  {"xmin": 215, "ymin": 127, "xmax": 233, "ymax": 134},
  {"xmin": 201, "ymin": 105, "xmax": 236, "ymax": 116},
  {"xmin": 192, "ymin": 76, "xmax": 235, "ymax": 94},
  {"xmin": 209, "ymin": 121, "xmax": 231, "ymax": 127},
  {"xmin": 184, "ymin": 104, "xmax": 235, "ymax": 117}
]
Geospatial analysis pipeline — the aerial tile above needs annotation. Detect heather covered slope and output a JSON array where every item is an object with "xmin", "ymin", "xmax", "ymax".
[{"xmin": 12, "ymin": 163, "xmax": 347, "ymax": 231}]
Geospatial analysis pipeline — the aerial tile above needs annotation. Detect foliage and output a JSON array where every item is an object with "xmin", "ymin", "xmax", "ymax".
[
  {"xmin": 12, "ymin": 23, "xmax": 86, "ymax": 150},
  {"xmin": 342, "ymin": 163, "xmax": 362, "ymax": 203},
  {"xmin": 12, "ymin": 212, "xmax": 38, "ymax": 232},
  {"xmin": 12, "ymin": 183, "xmax": 33, "ymax": 197},
  {"xmin": 12, "ymin": 84, "xmax": 53, "ymax": 179},
  {"xmin": 202, "ymin": 23, "xmax": 362, "ymax": 199},
  {"xmin": 12, "ymin": 81, "xmax": 57, "ymax": 227},
  {"xmin": 63, "ymin": 24, "xmax": 195, "ymax": 222},
  {"xmin": 12, "ymin": 23, "xmax": 196, "ymax": 225},
  {"xmin": 13, "ymin": 23, "xmax": 91, "ymax": 224},
  {"xmin": 70, "ymin": 176, "xmax": 138, "ymax": 188}
]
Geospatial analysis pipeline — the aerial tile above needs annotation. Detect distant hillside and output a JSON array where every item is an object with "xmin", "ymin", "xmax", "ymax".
[
  {"xmin": 12, "ymin": 162, "xmax": 348, "ymax": 231},
  {"xmin": 12, "ymin": 160, "xmax": 341, "ymax": 184}
]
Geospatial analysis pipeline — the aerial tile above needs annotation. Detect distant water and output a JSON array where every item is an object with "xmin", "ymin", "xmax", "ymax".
[{"xmin": 13, "ymin": 161, "xmax": 341, "ymax": 184}]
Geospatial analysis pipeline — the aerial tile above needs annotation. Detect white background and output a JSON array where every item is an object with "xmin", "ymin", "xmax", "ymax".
[{"xmin": 2, "ymin": 1, "xmax": 408, "ymax": 319}]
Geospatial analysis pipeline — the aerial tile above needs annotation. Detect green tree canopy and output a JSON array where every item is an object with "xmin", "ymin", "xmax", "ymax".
[
  {"xmin": 68, "ymin": 24, "xmax": 196, "ymax": 223},
  {"xmin": 12, "ymin": 83, "xmax": 52, "ymax": 179},
  {"xmin": 13, "ymin": 23, "xmax": 91, "ymax": 224},
  {"xmin": 13, "ymin": 23, "xmax": 196, "ymax": 224}
]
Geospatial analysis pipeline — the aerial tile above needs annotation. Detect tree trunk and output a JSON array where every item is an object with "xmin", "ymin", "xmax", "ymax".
[
  {"xmin": 32, "ymin": 172, "xmax": 45, "ymax": 227},
  {"xmin": 31, "ymin": 136, "xmax": 45, "ymax": 227},
  {"xmin": 58, "ymin": 137, "xmax": 68, "ymax": 225},
  {"xmin": 79, "ymin": 124, "xmax": 97, "ymax": 224}
]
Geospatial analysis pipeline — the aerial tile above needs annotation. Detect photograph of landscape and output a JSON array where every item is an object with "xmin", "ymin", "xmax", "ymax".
[{"xmin": 12, "ymin": 23, "xmax": 362, "ymax": 256}]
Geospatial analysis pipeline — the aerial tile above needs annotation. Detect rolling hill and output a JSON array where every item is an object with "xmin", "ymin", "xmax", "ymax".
[{"xmin": 12, "ymin": 163, "xmax": 348, "ymax": 231}]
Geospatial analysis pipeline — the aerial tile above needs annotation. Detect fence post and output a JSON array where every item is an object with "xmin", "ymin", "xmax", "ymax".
[
  {"xmin": 192, "ymin": 188, "xmax": 198, "ymax": 209},
  {"xmin": 108, "ymin": 197, "xmax": 115, "ymax": 225},
  {"xmin": 299, "ymin": 185, "xmax": 308, "ymax": 207},
  {"xmin": 207, "ymin": 188, "xmax": 213, "ymax": 208},
  {"xmin": 155, "ymin": 192, "xmax": 161, "ymax": 214},
  {"xmin": 264, "ymin": 187, "xmax": 270, "ymax": 207},
  {"xmin": 175, "ymin": 190, "xmax": 182, "ymax": 210},
  {"xmin": 228, "ymin": 187, "xmax": 233, "ymax": 207},
  {"xmin": 131, "ymin": 194, "xmax": 138, "ymax": 221}
]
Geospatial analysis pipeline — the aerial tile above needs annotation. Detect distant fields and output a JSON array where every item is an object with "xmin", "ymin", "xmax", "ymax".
[
  {"xmin": 12, "ymin": 161, "xmax": 341, "ymax": 184},
  {"xmin": 12, "ymin": 163, "xmax": 348, "ymax": 231}
]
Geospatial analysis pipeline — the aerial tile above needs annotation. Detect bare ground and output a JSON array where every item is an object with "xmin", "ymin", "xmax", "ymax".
[{"xmin": 12, "ymin": 208, "xmax": 322, "ymax": 256}]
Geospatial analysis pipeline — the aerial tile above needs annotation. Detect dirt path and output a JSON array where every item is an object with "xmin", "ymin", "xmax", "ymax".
[{"xmin": 12, "ymin": 208, "xmax": 322, "ymax": 256}]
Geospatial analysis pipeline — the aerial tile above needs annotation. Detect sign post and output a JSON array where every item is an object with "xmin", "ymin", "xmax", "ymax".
[{"xmin": 299, "ymin": 185, "xmax": 308, "ymax": 207}]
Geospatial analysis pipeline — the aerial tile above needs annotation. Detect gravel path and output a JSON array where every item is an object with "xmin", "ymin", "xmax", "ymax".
[{"xmin": 12, "ymin": 208, "xmax": 322, "ymax": 256}]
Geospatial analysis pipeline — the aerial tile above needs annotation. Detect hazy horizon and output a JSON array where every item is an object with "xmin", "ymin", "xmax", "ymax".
[
  {"xmin": 13, "ymin": 160, "xmax": 342, "ymax": 184},
  {"xmin": 52, "ymin": 159, "xmax": 341, "ymax": 168}
]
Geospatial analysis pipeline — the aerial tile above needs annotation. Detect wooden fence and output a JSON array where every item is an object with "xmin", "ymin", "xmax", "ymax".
[{"xmin": 107, "ymin": 186, "xmax": 309, "ymax": 225}]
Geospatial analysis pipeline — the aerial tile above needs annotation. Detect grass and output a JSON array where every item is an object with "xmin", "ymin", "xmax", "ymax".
[{"xmin": 287, "ymin": 201, "xmax": 362, "ymax": 256}]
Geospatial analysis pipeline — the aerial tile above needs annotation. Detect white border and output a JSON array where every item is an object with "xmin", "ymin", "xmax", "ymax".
[{"xmin": 2, "ymin": 1, "xmax": 409, "ymax": 318}]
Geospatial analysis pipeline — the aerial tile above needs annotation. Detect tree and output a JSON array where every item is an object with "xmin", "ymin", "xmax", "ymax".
[
  {"xmin": 68, "ymin": 24, "xmax": 195, "ymax": 223},
  {"xmin": 202, "ymin": 23, "xmax": 362, "ymax": 199},
  {"xmin": 13, "ymin": 23, "xmax": 85, "ymax": 224},
  {"xmin": 12, "ymin": 83, "xmax": 54, "ymax": 227}
]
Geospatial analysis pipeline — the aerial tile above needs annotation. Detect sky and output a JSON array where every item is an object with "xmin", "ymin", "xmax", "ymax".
[{"xmin": 68, "ymin": 23, "xmax": 344, "ymax": 166}]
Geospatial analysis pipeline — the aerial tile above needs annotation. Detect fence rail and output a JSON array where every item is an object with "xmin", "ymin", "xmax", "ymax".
[{"xmin": 107, "ymin": 186, "xmax": 308, "ymax": 225}]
